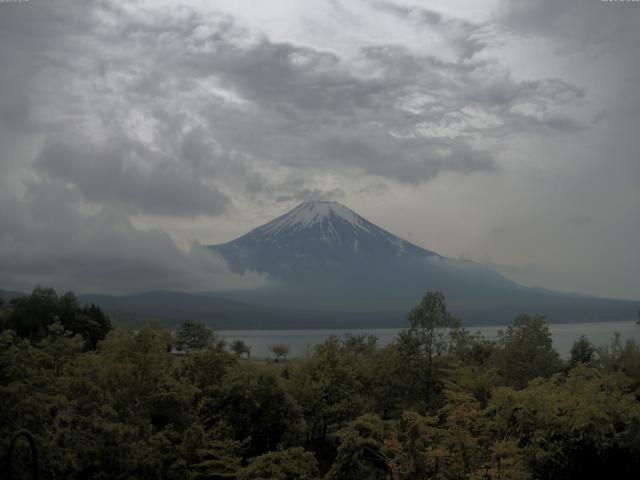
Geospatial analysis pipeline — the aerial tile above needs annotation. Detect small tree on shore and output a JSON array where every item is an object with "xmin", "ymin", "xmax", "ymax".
[
  {"xmin": 270, "ymin": 343, "xmax": 290, "ymax": 362},
  {"xmin": 231, "ymin": 339, "xmax": 252, "ymax": 359}
]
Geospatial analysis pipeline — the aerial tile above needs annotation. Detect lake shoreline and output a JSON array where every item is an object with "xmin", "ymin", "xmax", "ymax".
[{"xmin": 218, "ymin": 320, "xmax": 640, "ymax": 359}]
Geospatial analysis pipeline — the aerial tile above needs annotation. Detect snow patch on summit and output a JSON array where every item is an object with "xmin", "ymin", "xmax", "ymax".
[
  {"xmin": 211, "ymin": 200, "xmax": 441, "ymax": 262},
  {"xmin": 257, "ymin": 201, "xmax": 372, "ymax": 241}
]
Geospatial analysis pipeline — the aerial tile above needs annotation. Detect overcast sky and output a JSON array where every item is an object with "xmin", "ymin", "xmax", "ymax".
[{"xmin": 0, "ymin": 0, "xmax": 638, "ymax": 298}]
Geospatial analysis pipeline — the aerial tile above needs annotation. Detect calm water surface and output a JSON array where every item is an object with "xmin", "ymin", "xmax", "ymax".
[{"xmin": 221, "ymin": 321, "xmax": 640, "ymax": 359}]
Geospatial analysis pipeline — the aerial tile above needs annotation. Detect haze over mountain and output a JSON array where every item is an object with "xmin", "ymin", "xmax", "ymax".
[
  {"xmin": 2, "ymin": 201, "xmax": 637, "ymax": 328},
  {"xmin": 207, "ymin": 201, "xmax": 638, "ymax": 326},
  {"xmin": 1, "ymin": 0, "xmax": 639, "ymax": 305}
]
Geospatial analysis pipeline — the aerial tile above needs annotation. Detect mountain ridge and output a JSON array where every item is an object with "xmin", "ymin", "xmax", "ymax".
[
  {"xmin": 239, "ymin": 200, "xmax": 437, "ymax": 255},
  {"xmin": 206, "ymin": 200, "xmax": 637, "ymax": 325},
  {"xmin": 210, "ymin": 200, "xmax": 517, "ymax": 290},
  {"xmin": 3, "ymin": 202, "xmax": 637, "ymax": 328},
  {"xmin": 213, "ymin": 201, "xmax": 440, "ymax": 281}
]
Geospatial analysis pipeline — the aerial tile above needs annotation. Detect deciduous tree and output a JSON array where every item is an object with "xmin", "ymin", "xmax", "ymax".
[{"xmin": 176, "ymin": 320, "xmax": 214, "ymax": 351}]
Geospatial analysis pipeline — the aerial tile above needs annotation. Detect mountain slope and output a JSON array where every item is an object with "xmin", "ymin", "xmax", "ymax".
[
  {"xmin": 213, "ymin": 201, "xmax": 436, "ymax": 284},
  {"xmin": 78, "ymin": 291, "xmax": 340, "ymax": 329},
  {"xmin": 0, "ymin": 289, "xmax": 27, "ymax": 303},
  {"xmin": 212, "ymin": 201, "xmax": 515, "ymax": 291},
  {"xmin": 226, "ymin": 201, "xmax": 434, "ymax": 256},
  {"xmin": 4, "ymin": 201, "xmax": 635, "ymax": 328},
  {"xmin": 208, "ymin": 201, "xmax": 637, "ymax": 325}
]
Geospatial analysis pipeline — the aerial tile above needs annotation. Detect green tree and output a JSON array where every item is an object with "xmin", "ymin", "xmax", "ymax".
[
  {"xmin": 380, "ymin": 292, "xmax": 456, "ymax": 410},
  {"xmin": 174, "ymin": 423, "xmax": 244, "ymax": 480},
  {"xmin": 325, "ymin": 414, "xmax": 388, "ymax": 480},
  {"xmin": 383, "ymin": 395, "xmax": 528, "ymax": 480},
  {"xmin": 176, "ymin": 320, "xmax": 214, "ymax": 351},
  {"xmin": 289, "ymin": 337, "xmax": 363, "ymax": 443},
  {"xmin": 180, "ymin": 342, "xmax": 237, "ymax": 391},
  {"xmin": 387, "ymin": 329, "xmax": 433, "ymax": 410},
  {"xmin": 597, "ymin": 333, "xmax": 640, "ymax": 386},
  {"xmin": 383, "ymin": 410, "xmax": 445, "ymax": 479},
  {"xmin": 448, "ymin": 324, "xmax": 494, "ymax": 366},
  {"xmin": 492, "ymin": 314, "xmax": 561, "ymax": 389},
  {"xmin": 74, "ymin": 303, "xmax": 111, "ymax": 349},
  {"xmin": 0, "ymin": 299, "xmax": 13, "ymax": 332},
  {"xmin": 239, "ymin": 448, "xmax": 319, "ymax": 480},
  {"xmin": 38, "ymin": 320, "xmax": 84, "ymax": 376},
  {"xmin": 270, "ymin": 343, "xmax": 290, "ymax": 362},
  {"xmin": 489, "ymin": 366, "xmax": 640, "ymax": 479},
  {"xmin": 407, "ymin": 292, "xmax": 456, "ymax": 379},
  {"xmin": 5, "ymin": 286, "xmax": 60, "ymax": 342},
  {"xmin": 2, "ymin": 287, "xmax": 110, "ymax": 349},
  {"xmin": 342, "ymin": 334, "xmax": 377, "ymax": 356},
  {"xmin": 199, "ymin": 366, "xmax": 297, "ymax": 456},
  {"xmin": 230, "ymin": 339, "xmax": 252, "ymax": 359},
  {"xmin": 569, "ymin": 335, "xmax": 595, "ymax": 368}
]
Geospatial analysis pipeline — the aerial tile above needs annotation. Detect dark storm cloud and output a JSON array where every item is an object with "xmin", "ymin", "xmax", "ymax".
[
  {"xmin": 170, "ymin": 29, "xmax": 581, "ymax": 182},
  {"xmin": 78, "ymin": 1, "xmax": 584, "ymax": 183},
  {"xmin": 1, "ymin": 0, "xmax": 588, "ymax": 200},
  {"xmin": 34, "ymin": 136, "xmax": 230, "ymax": 217},
  {"xmin": 1, "ymin": 0, "xmax": 623, "ymax": 295},
  {"xmin": 0, "ymin": 179, "xmax": 267, "ymax": 294},
  {"xmin": 0, "ymin": 1, "xmax": 259, "ymax": 292}
]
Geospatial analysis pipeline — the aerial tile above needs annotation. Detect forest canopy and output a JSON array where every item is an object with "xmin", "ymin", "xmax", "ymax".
[{"xmin": 2, "ymin": 288, "xmax": 640, "ymax": 479}]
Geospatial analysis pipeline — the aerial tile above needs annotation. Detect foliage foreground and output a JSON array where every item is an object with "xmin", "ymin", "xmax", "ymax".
[{"xmin": 2, "ymin": 289, "xmax": 640, "ymax": 479}]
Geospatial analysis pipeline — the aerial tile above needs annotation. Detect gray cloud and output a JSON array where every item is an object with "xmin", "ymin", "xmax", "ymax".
[
  {"xmin": 0, "ymin": 0, "xmax": 637, "ymax": 298},
  {"xmin": 372, "ymin": 2, "xmax": 490, "ymax": 60},
  {"xmin": 0, "ymin": 179, "xmax": 267, "ymax": 294},
  {"xmin": 502, "ymin": 0, "xmax": 640, "ymax": 47},
  {"xmin": 1, "ymin": 0, "xmax": 587, "ymax": 200},
  {"xmin": 36, "ymin": 1, "xmax": 583, "ymax": 184},
  {"xmin": 275, "ymin": 188, "xmax": 346, "ymax": 203},
  {"xmin": 33, "ymin": 136, "xmax": 230, "ymax": 217}
]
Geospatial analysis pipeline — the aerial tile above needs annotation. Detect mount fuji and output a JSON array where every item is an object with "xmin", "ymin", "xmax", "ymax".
[
  {"xmin": 208, "ymin": 201, "xmax": 637, "ymax": 326},
  {"xmin": 213, "ymin": 201, "xmax": 442, "ymax": 284}
]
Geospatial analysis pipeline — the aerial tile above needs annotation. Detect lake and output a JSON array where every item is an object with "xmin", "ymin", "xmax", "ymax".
[{"xmin": 220, "ymin": 320, "xmax": 640, "ymax": 359}]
